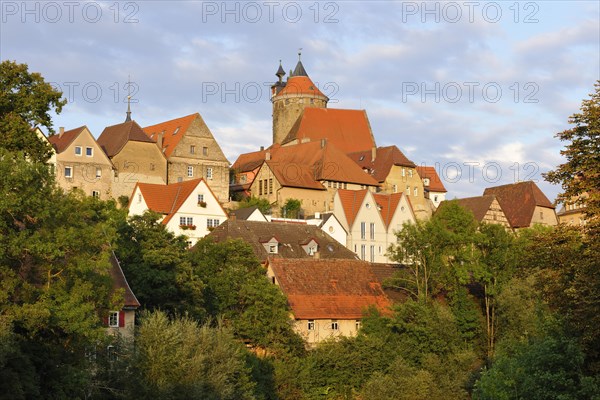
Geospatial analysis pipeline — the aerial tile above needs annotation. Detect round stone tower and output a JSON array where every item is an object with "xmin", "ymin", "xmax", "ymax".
[{"xmin": 271, "ymin": 53, "xmax": 328, "ymax": 145}]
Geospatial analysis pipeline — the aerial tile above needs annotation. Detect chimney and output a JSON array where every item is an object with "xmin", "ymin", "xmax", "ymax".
[
  {"xmin": 371, "ymin": 146, "xmax": 376, "ymax": 162},
  {"xmin": 157, "ymin": 132, "xmax": 164, "ymax": 149},
  {"xmin": 260, "ymin": 146, "xmax": 264, "ymax": 151},
  {"xmin": 320, "ymin": 138, "xmax": 326, "ymax": 148},
  {"xmin": 230, "ymin": 213, "xmax": 236, "ymax": 221},
  {"xmin": 59, "ymin": 127, "xmax": 64, "ymax": 138},
  {"xmin": 265, "ymin": 152, "xmax": 271, "ymax": 161},
  {"xmin": 314, "ymin": 251, "xmax": 320, "ymax": 259},
  {"xmin": 315, "ymin": 212, "xmax": 321, "ymax": 219}
]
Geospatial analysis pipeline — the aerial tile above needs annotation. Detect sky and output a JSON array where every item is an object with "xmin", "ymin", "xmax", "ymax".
[{"xmin": 1, "ymin": 0, "xmax": 599, "ymax": 202}]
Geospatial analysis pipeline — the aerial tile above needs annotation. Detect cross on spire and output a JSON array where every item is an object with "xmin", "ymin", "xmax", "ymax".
[{"xmin": 125, "ymin": 75, "xmax": 132, "ymax": 122}]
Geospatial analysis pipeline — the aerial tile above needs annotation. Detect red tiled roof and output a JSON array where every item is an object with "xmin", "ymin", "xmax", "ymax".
[
  {"xmin": 283, "ymin": 108, "xmax": 377, "ymax": 154},
  {"xmin": 109, "ymin": 252, "xmax": 140, "ymax": 308},
  {"xmin": 274, "ymin": 76, "xmax": 327, "ymax": 99},
  {"xmin": 263, "ymin": 141, "xmax": 379, "ymax": 189},
  {"xmin": 142, "ymin": 113, "xmax": 197, "ymax": 158},
  {"xmin": 449, "ymin": 195, "xmax": 497, "ymax": 222},
  {"xmin": 231, "ymin": 144, "xmax": 281, "ymax": 173},
  {"xmin": 130, "ymin": 178, "xmax": 224, "ymax": 225},
  {"xmin": 416, "ymin": 166, "xmax": 447, "ymax": 193},
  {"xmin": 269, "ymin": 259, "xmax": 392, "ymax": 319},
  {"xmin": 98, "ymin": 120, "xmax": 155, "ymax": 157},
  {"xmin": 47, "ymin": 126, "xmax": 86, "ymax": 153},
  {"xmin": 483, "ymin": 181, "xmax": 554, "ymax": 228},
  {"xmin": 337, "ymin": 189, "xmax": 369, "ymax": 227},
  {"xmin": 373, "ymin": 192, "xmax": 404, "ymax": 228},
  {"xmin": 348, "ymin": 146, "xmax": 416, "ymax": 182}
]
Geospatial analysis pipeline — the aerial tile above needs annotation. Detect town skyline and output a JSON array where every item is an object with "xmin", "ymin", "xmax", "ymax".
[{"xmin": 2, "ymin": 1, "xmax": 599, "ymax": 201}]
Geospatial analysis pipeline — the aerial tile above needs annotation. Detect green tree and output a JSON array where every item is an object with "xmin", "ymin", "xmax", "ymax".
[
  {"xmin": 544, "ymin": 81, "xmax": 600, "ymax": 233},
  {"xmin": 281, "ymin": 198, "xmax": 302, "ymax": 219},
  {"xmin": 190, "ymin": 238, "xmax": 303, "ymax": 352},
  {"xmin": 237, "ymin": 196, "xmax": 272, "ymax": 215},
  {"xmin": 115, "ymin": 211, "xmax": 204, "ymax": 318},
  {"xmin": 0, "ymin": 60, "xmax": 66, "ymax": 162},
  {"xmin": 127, "ymin": 311, "xmax": 256, "ymax": 400}
]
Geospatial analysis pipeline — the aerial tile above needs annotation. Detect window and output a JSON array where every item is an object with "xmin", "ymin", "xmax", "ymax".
[
  {"xmin": 187, "ymin": 217, "xmax": 193, "ymax": 225},
  {"xmin": 268, "ymin": 244, "xmax": 278, "ymax": 254},
  {"xmin": 75, "ymin": 146, "xmax": 82, "ymax": 156},
  {"xmin": 177, "ymin": 177, "xmax": 183, "ymax": 182},
  {"xmin": 173, "ymin": 127, "xmax": 180, "ymax": 135},
  {"xmin": 180, "ymin": 216, "xmax": 186, "ymax": 226},
  {"xmin": 96, "ymin": 167, "xmax": 102, "ymax": 178},
  {"xmin": 355, "ymin": 320, "xmax": 361, "ymax": 330},
  {"xmin": 137, "ymin": 194, "xmax": 142, "ymax": 203},
  {"xmin": 187, "ymin": 166, "xmax": 194, "ymax": 177},
  {"xmin": 203, "ymin": 147, "xmax": 208, "ymax": 156},
  {"xmin": 424, "ymin": 178, "xmax": 430, "ymax": 186},
  {"xmin": 414, "ymin": 187, "xmax": 418, "ymax": 196},
  {"xmin": 343, "ymin": 183, "xmax": 347, "ymax": 189},
  {"xmin": 370, "ymin": 223, "xmax": 375, "ymax": 240},
  {"xmin": 259, "ymin": 180, "xmax": 263, "ymax": 195},
  {"xmin": 197, "ymin": 194, "xmax": 204, "ymax": 203},
  {"xmin": 207, "ymin": 218, "xmax": 220, "ymax": 228},
  {"xmin": 92, "ymin": 190, "xmax": 100, "ymax": 198},
  {"xmin": 392, "ymin": 184, "xmax": 397, "ymax": 193},
  {"xmin": 308, "ymin": 246, "xmax": 316, "ymax": 256},
  {"xmin": 434, "ymin": 195, "xmax": 438, "ymax": 202},
  {"xmin": 308, "ymin": 320, "xmax": 315, "ymax": 330},
  {"xmin": 269, "ymin": 178, "xmax": 273, "ymax": 194},
  {"xmin": 64, "ymin": 166, "xmax": 73, "ymax": 178},
  {"xmin": 207, "ymin": 167, "xmax": 213, "ymax": 180},
  {"xmin": 370, "ymin": 245, "xmax": 375, "ymax": 262},
  {"xmin": 190, "ymin": 145, "xmax": 195, "ymax": 154},
  {"xmin": 86, "ymin": 147, "xmax": 93, "ymax": 156},
  {"xmin": 361, "ymin": 244, "xmax": 366, "ymax": 260},
  {"xmin": 150, "ymin": 163, "xmax": 155, "ymax": 171},
  {"xmin": 331, "ymin": 320, "xmax": 339, "ymax": 330},
  {"xmin": 360, "ymin": 222, "xmax": 366, "ymax": 239},
  {"xmin": 402, "ymin": 168, "xmax": 405, "ymax": 177},
  {"xmin": 327, "ymin": 181, "xmax": 331, "ymax": 188},
  {"xmin": 406, "ymin": 185, "xmax": 410, "ymax": 195},
  {"xmin": 408, "ymin": 169, "xmax": 413, "ymax": 177},
  {"xmin": 540, "ymin": 211, "xmax": 544, "ymax": 220},
  {"xmin": 108, "ymin": 311, "xmax": 119, "ymax": 328}
]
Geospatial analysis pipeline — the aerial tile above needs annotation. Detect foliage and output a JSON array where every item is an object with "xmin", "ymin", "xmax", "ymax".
[
  {"xmin": 281, "ymin": 198, "xmax": 302, "ymax": 219},
  {"xmin": 126, "ymin": 311, "xmax": 256, "ymax": 400},
  {"xmin": 190, "ymin": 238, "xmax": 304, "ymax": 353},
  {"xmin": 115, "ymin": 211, "xmax": 204, "ymax": 319},
  {"xmin": 473, "ymin": 322, "xmax": 600, "ymax": 400},
  {"xmin": 0, "ymin": 60, "xmax": 66, "ymax": 162},
  {"xmin": 544, "ymin": 81, "xmax": 600, "ymax": 235},
  {"xmin": 237, "ymin": 196, "xmax": 272, "ymax": 215}
]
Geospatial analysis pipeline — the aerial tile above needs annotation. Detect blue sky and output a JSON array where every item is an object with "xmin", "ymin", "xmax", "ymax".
[{"xmin": 2, "ymin": 0, "xmax": 599, "ymax": 201}]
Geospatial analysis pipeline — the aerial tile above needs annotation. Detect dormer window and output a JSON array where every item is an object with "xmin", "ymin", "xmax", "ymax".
[
  {"xmin": 173, "ymin": 127, "xmax": 180, "ymax": 135},
  {"xmin": 308, "ymin": 247, "xmax": 316, "ymax": 256},
  {"xmin": 424, "ymin": 178, "xmax": 430, "ymax": 186},
  {"xmin": 302, "ymin": 239, "xmax": 319, "ymax": 256},
  {"xmin": 269, "ymin": 244, "xmax": 278, "ymax": 254},
  {"xmin": 262, "ymin": 237, "xmax": 279, "ymax": 254}
]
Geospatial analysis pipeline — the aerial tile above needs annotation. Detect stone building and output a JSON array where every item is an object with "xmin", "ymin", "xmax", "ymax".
[
  {"xmin": 97, "ymin": 119, "xmax": 167, "ymax": 200},
  {"xmin": 416, "ymin": 166, "xmax": 447, "ymax": 209},
  {"xmin": 143, "ymin": 113, "xmax": 230, "ymax": 202},
  {"xmin": 48, "ymin": 126, "xmax": 114, "ymax": 200},
  {"xmin": 271, "ymin": 56, "xmax": 329, "ymax": 145}
]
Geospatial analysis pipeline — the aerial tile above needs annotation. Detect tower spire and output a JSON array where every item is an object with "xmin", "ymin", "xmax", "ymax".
[{"xmin": 125, "ymin": 75, "xmax": 132, "ymax": 122}]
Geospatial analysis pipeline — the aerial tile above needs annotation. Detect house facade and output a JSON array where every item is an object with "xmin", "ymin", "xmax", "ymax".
[
  {"xmin": 439, "ymin": 196, "xmax": 511, "ymax": 228},
  {"xmin": 97, "ymin": 120, "xmax": 167, "ymax": 200},
  {"xmin": 143, "ymin": 113, "xmax": 230, "ymax": 202},
  {"xmin": 334, "ymin": 189, "xmax": 416, "ymax": 263},
  {"xmin": 483, "ymin": 181, "xmax": 558, "ymax": 229},
  {"xmin": 416, "ymin": 166, "xmax": 447, "ymax": 209},
  {"xmin": 48, "ymin": 126, "xmax": 114, "ymax": 199},
  {"xmin": 128, "ymin": 178, "xmax": 227, "ymax": 246},
  {"xmin": 266, "ymin": 258, "xmax": 392, "ymax": 346},
  {"xmin": 106, "ymin": 252, "xmax": 140, "ymax": 341}
]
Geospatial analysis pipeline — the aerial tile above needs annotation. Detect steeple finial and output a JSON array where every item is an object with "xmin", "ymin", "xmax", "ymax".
[
  {"xmin": 125, "ymin": 75, "xmax": 132, "ymax": 122},
  {"xmin": 275, "ymin": 59, "xmax": 286, "ymax": 83},
  {"xmin": 298, "ymin": 48, "xmax": 302, "ymax": 60}
]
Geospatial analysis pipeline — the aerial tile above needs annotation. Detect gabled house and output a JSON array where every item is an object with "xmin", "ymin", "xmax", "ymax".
[
  {"xmin": 207, "ymin": 219, "xmax": 357, "ymax": 263},
  {"xmin": 106, "ymin": 252, "xmax": 140, "ymax": 340},
  {"xmin": 305, "ymin": 212, "xmax": 347, "ymax": 246},
  {"xmin": 416, "ymin": 166, "xmax": 447, "ymax": 209},
  {"xmin": 334, "ymin": 189, "xmax": 416, "ymax": 263},
  {"xmin": 236, "ymin": 140, "xmax": 379, "ymax": 216},
  {"xmin": 438, "ymin": 196, "xmax": 510, "ymax": 228},
  {"xmin": 348, "ymin": 146, "xmax": 431, "ymax": 220},
  {"xmin": 142, "ymin": 113, "xmax": 230, "ymax": 202},
  {"xmin": 128, "ymin": 178, "xmax": 227, "ymax": 246},
  {"xmin": 483, "ymin": 181, "xmax": 558, "ymax": 229},
  {"xmin": 266, "ymin": 258, "xmax": 392, "ymax": 346},
  {"xmin": 48, "ymin": 126, "xmax": 114, "ymax": 199},
  {"xmin": 34, "ymin": 127, "xmax": 57, "ymax": 172},
  {"xmin": 97, "ymin": 119, "xmax": 167, "ymax": 200}
]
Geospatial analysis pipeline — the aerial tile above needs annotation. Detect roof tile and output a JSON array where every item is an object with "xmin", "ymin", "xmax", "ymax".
[{"xmin": 142, "ymin": 113, "xmax": 197, "ymax": 158}]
